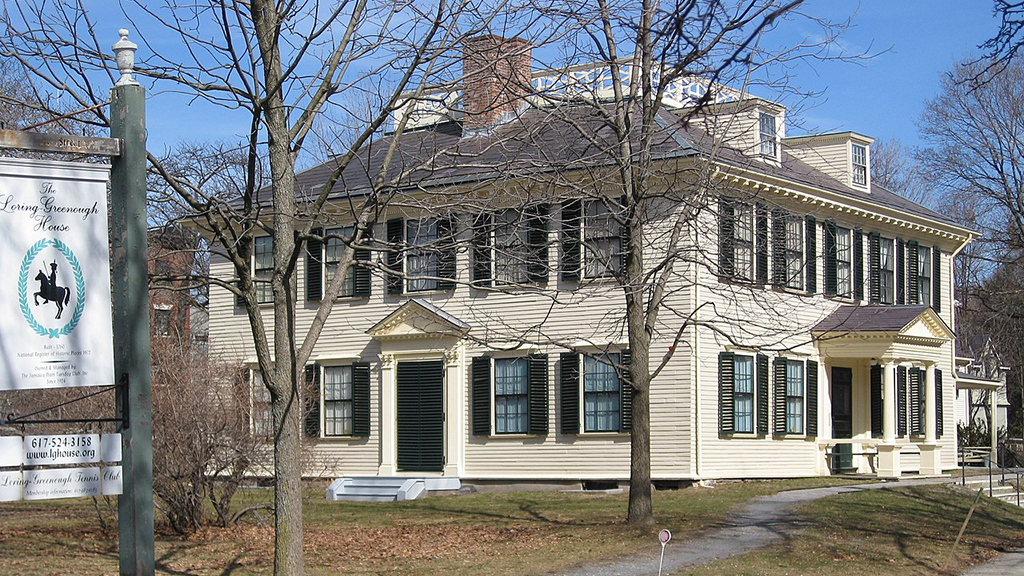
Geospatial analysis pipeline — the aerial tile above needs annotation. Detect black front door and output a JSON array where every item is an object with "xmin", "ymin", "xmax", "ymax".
[
  {"xmin": 396, "ymin": 360, "xmax": 444, "ymax": 472},
  {"xmin": 831, "ymin": 367, "xmax": 853, "ymax": 472}
]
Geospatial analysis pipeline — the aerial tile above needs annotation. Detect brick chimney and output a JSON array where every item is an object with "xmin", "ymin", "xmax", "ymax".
[{"xmin": 461, "ymin": 35, "xmax": 532, "ymax": 130}]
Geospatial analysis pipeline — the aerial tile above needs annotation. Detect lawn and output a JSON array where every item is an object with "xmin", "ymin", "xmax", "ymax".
[
  {"xmin": 676, "ymin": 485, "xmax": 1024, "ymax": 576},
  {"xmin": 0, "ymin": 477, "xmax": 856, "ymax": 575}
]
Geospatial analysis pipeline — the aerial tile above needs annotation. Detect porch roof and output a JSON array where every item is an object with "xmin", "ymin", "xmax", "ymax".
[
  {"xmin": 811, "ymin": 305, "xmax": 950, "ymax": 334},
  {"xmin": 811, "ymin": 305, "xmax": 953, "ymax": 361},
  {"xmin": 955, "ymin": 370, "xmax": 1002, "ymax": 390}
]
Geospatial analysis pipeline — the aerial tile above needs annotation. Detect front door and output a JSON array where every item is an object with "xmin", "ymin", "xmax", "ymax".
[
  {"xmin": 831, "ymin": 367, "xmax": 854, "ymax": 472},
  {"xmin": 396, "ymin": 360, "xmax": 445, "ymax": 472}
]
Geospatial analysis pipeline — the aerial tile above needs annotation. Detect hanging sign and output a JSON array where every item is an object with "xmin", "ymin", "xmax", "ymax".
[{"xmin": 0, "ymin": 157, "xmax": 114, "ymax": 390}]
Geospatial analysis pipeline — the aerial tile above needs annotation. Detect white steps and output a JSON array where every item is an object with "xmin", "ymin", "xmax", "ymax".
[
  {"xmin": 958, "ymin": 476, "xmax": 1023, "ymax": 507},
  {"xmin": 326, "ymin": 476, "xmax": 461, "ymax": 502}
]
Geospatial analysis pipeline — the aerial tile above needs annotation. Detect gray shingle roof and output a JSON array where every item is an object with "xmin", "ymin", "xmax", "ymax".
[{"xmin": 811, "ymin": 305, "xmax": 931, "ymax": 333}]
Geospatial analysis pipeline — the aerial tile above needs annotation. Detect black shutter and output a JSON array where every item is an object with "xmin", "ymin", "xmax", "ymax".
[
  {"xmin": 352, "ymin": 362, "xmax": 371, "ymax": 436},
  {"xmin": 353, "ymin": 226, "xmax": 372, "ymax": 298},
  {"xmin": 386, "ymin": 218, "xmax": 404, "ymax": 295},
  {"xmin": 870, "ymin": 364, "xmax": 883, "ymax": 438},
  {"xmin": 561, "ymin": 200, "xmax": 582, "ymax": 282},
  {"xmin": 619, "ymin": 349, "xmax": 632, "ymax": 433},
  {"xmin": 868, "ymin": 232, "xmax": 880, "ymax": 303},
  {"xmin": 932, "ymin": 247, "xmax": 942, "ymax": 313},
  {"xmin": 718, "ymin": 197, "xmax": 735, "ymax": 277},
  {"xmin": 528, "ymin": 354, "xmax": 549, "ymax": 435},
  {"xmin": 757, "ymin": 354, "xmax": 769, "ymax": 435},
  {"xmin": 772, "ymin": 208, "xmax": 787, "ymax": 286},
  {"xmin": 805, "ymin": 215, "xmax": 817, "ymax": 292},
  {"xmin": 853, "ymin": 229, "xmax": 864, "ymax": 301},
  {"xmin": 756, "ymin": 204, "xmax": 769, "ymax": 284},
  {"xmin": 909, "ymin": 367, "xmax": 922, "ymax": 435},
  {"xmin": 806, "ymin": 360, "xmax": 818, "ymax": 437},
  {"xmin": 935, "ymin": 369, "xmax": 944, "ymax": 438},
  {"xmin": 907, "ymin": 241, "xmax": 919, "ymax": 305},
  {"xmin": 527, "ymin": 204, "xmax": 550, "ymax": 283},
  {"xmin": 436, "ymin": 216, "xmax": 457, "ymax": 290},
  {"xmin": 472, "ymin": 356, "xmax": 491, "ymax": 436},
  {"xmin": 560, "ymin": 352, "xmax": 580, "ymax": 434},
  {"xmin": 896, "ymin": 238, "xmax": 905, "ymax": 305},
  {"xmin": 306, "ymin": 228, "xmax": 323, "ymax": 302},
  {"xmin": 618, "ymin": 196, "xmax": 629, "ymax": 276},
  {"xmin": 774, "ymin": 356, "xmax": 787, "ymax": 434},
  {"xmin": 897, "ymin": 366, "xmax": 907, "ymax": 437},
  {"xmin": 472, "ymin": 213, "xmax": 492, "ymax": 287},
  {"xmin": 823, "ymin": 220, "xmax": 837, "ymax": 296},
  {"xmin": 718, "ymin": 351, "xmax": 735, "ymax": 434},
  {"xmin": 304, "ymin": 363, "xmax": 320, "ymax": 438},
  {"xmin": 235, "ymin": 279, "xmax": 246, "ymax": 307}
]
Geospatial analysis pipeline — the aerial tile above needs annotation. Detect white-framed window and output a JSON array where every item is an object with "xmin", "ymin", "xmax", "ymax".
[
  {"xmin": 734, "ymin": 355, "xmax": 754, "ymax": 434},
  {"xmin": 836, "ymin": 226, "xmax": 852, "ymax": 297},
  {"xmin": 759, "ymin": 112, "xmax": 777, "ymax": 158},
  {"xmin": 323, "ymin": 365, "xmax": 353, "ymax": 436},
  {"xmin": 406, "ymin": 218, "xmax": 439, "ymax": 291},
  {"xmin": 583, "ymin": 353, "xmax": 620, "ymax": 432},
  {"xmin": 251, "ymin": 369, "xmax": 272, "ymax": 437},
  {"xmin": 324, "ymin": 226, "xmax": 356, "ymax": 297},
  {"xmin": 784, "ymin": 215, "xmax": 803, "ymax": 289},
  {"xmin": 880, "ymin": 237, "xmax": 895, "ymax": 304},
  {"xmin": 734, "ymin": 202, "xmax": 754, "ymax": 281},
  {"xmin": 153, "ymin": 306, "xmax": 172, "ymax": 337},
  {"xmin": 785, "ymin": 360, "xmax": 804, "ymax": 434},
  {"xmin": 917, "ymin": 245, "xmax": 932, "ymax": 306},
  {"xmin": 584, "ymin": 201, "xmax": 622, "ymax": 278},
  {"xmin": 253, "ymin": 235, "xmax": 274, "ymax": 304},
  {"xmin": 494, "ymin": 209, "xmax": 530, "ymax": 285},
  {"xmin": 852, "ymin": 143, "xmax": 868, "ymax": 186},
  {"xmin": 494, "ymin": 357, "xmax": 529, "ymax": 434}
]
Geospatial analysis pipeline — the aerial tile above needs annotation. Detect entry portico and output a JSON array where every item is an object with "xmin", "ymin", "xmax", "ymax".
[{"xmin": 813, "ymin": 305, "xmax": 953, "ymax": 478}]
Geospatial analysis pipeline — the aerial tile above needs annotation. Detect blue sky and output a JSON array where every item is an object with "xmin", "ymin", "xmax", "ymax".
[{"xmin": 110, "ymin": 2, "xmax": 999, "ymax": 153}]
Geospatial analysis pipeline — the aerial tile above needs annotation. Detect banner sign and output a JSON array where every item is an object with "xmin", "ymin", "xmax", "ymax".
[
  {"xmin": 0, "ymin": 434, "xmax": 121, "ymax": 467},
  {"xmin": 0, "ymin": 466, "xmax": 122, "ymax": 501},
  {"xmin": 0, "ymin": 157, "xmax": 114, "ymax": 389}
]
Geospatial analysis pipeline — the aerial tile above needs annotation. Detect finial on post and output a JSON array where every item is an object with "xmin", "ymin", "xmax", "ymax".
[{"xmin": 113, "ymin": 29, "xmax": 139, "ymax": 87}]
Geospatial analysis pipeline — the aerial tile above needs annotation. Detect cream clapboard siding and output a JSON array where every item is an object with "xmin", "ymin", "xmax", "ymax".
[
  {"xmin": 783, "ymin": 137, "xmax": 852, "ymax": 187},
  {"xmin": 695, "ymin": 194, "xmax": 961, "ymax": 478},
  {"xmin": 208, "ymin": 201, "xmax": 695, "ymax": 480}
]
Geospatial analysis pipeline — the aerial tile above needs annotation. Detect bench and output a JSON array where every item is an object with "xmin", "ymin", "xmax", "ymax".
[{"xmin": 824, "ymin": 445, "xmax": 878, "ymax": 473}]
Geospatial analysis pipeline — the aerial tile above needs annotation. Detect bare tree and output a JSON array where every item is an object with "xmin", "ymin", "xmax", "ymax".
[
  {"xmin": 0, "ymin": 1, "xmax": 547, "ymax": 573},
  {"xmin": 871, "ymin": 137, "xmax": 929, "ymax": 206}
]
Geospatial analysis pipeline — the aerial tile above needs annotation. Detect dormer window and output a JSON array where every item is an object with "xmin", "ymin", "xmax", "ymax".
[
  {"xmin": 852, "ymin": 143, "xmax": 867, "ymax": 186},
  {"xmin": 759, "ymin": 112, "xmax": 777, "ymax": 158}
]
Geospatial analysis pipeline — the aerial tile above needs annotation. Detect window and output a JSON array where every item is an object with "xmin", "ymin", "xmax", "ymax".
[
  {"xmin": 583, "ymin": 353, "xmax": 620, "ymax": 432},
  {"xmin": 253, "ymin": 235, "xmax": 273, "ymax": 304},
  {"xmin": 251, "ymin": 370, "xmax": 272, "ymax": 437},
  {"xmin": 785, "ymin": 360, "xmax": 804, "ymax": 434},
  {"xmin": 759, "ymin": 112, "xmax": 777, "ymax": 158},
  {"xmin": 494, "ymin": 209, "xmax": 530, "ymax": 285},
  {"xmin": 153, "ymin": 307, "xmax": 171, "ymax": 337},
  {"xmin": 836, "ymin": 227, "xmax": 852, "ymax": 297},
  {"xmin": 494, "ymin": 358, "xmax": 529, "ymax": 434},
  {"xmin": 584, "ymin": 202, "xmax": 622, "ymax": 278},
  {"xmin": 324, "ymin": 226, "xmax": 357, "ymax": 297},
  {"xmin": 406, "ymin": 218, "xmax": 439, "ymax": 291},
  {"xmin": 879, "ymin": 237, "xmax": 895, "ymax": 304},
  {"xmin": 917, "ymin": 246, "xmax": 931, "ymax": 306},
  {"xmin": 784, "ymin": 215, "xmax": 803, "ymax": 289},
  {"xmin": 323, "ymin": 366, "xmax": 353, "ymax": 436},
  {"xmin": 733, "ymin": 202, "xmax": 754, "ymax": 281},
  {"xmin": 734, "ymin": 356, "xmax": 754, "ymax": 433},
  {"xmin": 852, "ymin": 143, "xmax": 867, "ymax": 186}
]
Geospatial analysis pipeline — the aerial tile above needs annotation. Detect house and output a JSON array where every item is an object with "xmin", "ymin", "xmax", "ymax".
[
  {"xmin": 148, "ymin": 224, "xmax": 205, "ymax": 347},
  {"xmin": 955, "ymin": 336, "xmax": 1011, "ymax": 459},
  {"xmin": 206, "ymin": 36, "xmax": 977, "ymax": 487}
]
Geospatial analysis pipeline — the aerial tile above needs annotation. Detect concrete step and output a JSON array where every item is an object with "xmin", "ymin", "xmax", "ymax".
[{"xmin": 326, "ymin": 476, "xmax": 461, "ymax": 502}]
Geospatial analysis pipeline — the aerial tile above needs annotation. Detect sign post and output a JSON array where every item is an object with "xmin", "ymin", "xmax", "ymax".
[
  {"xmin": 109, "ymin": 30, "xmax": 154, "ymax": 576},
  {"xmin": 657, "ymin": 529, "xmax": 671, "ymax": 576}
]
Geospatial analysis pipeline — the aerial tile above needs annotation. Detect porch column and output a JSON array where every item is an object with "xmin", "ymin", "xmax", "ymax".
[
  {"xmin": 920, "ymin": 362, "xmax": 942, "ymax": 475},
  {"xmin": 378, "ymin": 354, "xmax": 397, "ymax": 475},
  {"xmin": 990, "ymin": 389, "xmax": 999, "ymax": 464},
  {"xmin": 443, "ymin": 343, "xmax": 465, "ymax": 477},
  {"xmin": 877, "ymin": 361, "xmax": 901, "ymax": 478}
]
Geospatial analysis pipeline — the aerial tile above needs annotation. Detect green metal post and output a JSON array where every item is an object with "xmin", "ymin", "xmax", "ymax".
[{"xmin": 110, "ymin": 32, "xmax": 154, "ymax": 576}]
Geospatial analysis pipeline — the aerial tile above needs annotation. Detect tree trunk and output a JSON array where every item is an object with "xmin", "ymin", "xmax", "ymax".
[
  {"xmin": 271, "ymin": 375, "xmax": 304, "ymax": 575},
  {"xmin": 626, "ymin": 371, "xmax": 653, "ymax": 524}
]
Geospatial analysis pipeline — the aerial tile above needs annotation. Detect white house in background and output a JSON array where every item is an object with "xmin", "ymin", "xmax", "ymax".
[
  {"xmin": 955, "ymin": 336, "xmax": 1011, "ymax": 459},
  {"xmin": 206, "ymin": 36, "xmax": 977, "ymax": 490}
]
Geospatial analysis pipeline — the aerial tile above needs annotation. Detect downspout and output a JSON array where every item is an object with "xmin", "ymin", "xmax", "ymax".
[{"xmin": 694, "ymin": 261, "xmax": 702, "ymax": 480}]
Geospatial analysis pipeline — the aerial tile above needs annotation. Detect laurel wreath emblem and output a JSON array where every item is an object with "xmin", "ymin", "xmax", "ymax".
[{"xmin": 18, "ymin": 238, "xmax": 87, "ymax": 339}]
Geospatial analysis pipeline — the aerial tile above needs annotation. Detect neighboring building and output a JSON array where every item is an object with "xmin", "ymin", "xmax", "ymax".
[
  {"xmin": 149, "ymin": 225, "xmax": 206, "ymax": 348},
  {"xmin": 955, "ymin": 336, "xmax": 1010, "ymax": 450},
  {"xmin": 206, "ymin": 37, "xmax": 976, "ymax": 484}
]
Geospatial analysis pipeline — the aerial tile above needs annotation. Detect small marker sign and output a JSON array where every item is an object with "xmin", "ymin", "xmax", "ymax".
[{"xmin": 657, "ymin": 529, "xmax": 672, "ymax": 575}]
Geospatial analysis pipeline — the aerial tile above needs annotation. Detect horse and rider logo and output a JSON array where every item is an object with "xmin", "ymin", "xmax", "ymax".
[{"xmin": 18, "ymin": 238, "xmax": 86, "ymax": 338}]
